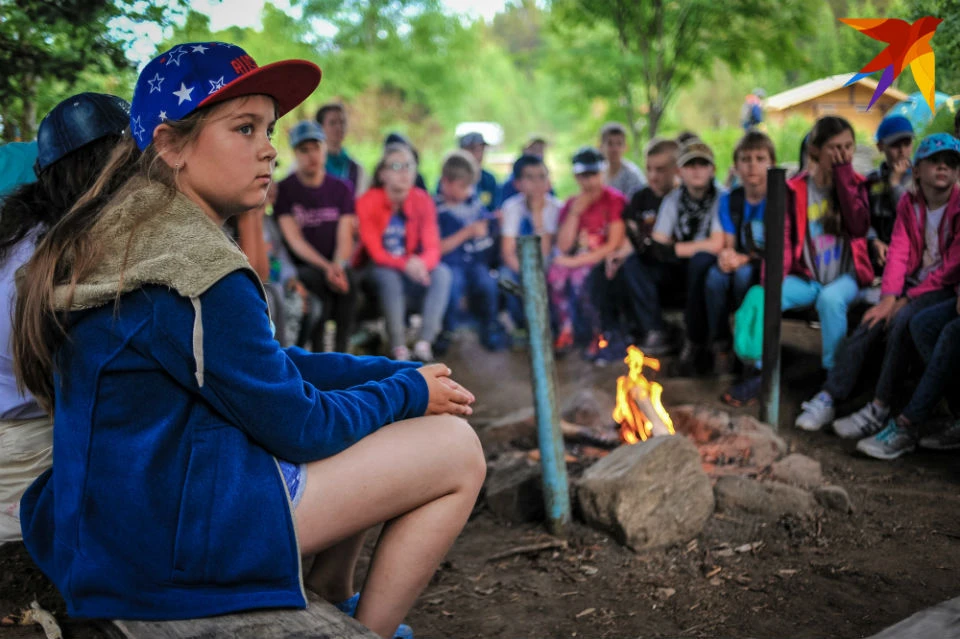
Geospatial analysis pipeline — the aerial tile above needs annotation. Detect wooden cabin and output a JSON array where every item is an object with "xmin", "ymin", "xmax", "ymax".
[{"xmin": 764, "ymin": 74, "xmax": 908, "ymax": 133}]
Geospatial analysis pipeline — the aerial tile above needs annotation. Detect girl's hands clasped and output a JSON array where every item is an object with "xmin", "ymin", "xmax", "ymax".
[{"xmin": 417, "ymin": 363, "xmax": 475, "ymax": 417}]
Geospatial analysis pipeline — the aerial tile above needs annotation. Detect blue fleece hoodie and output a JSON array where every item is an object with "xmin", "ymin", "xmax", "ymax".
[{"xmin": 19, "ymin": 181, "xmax": 430, "ymax": 620}]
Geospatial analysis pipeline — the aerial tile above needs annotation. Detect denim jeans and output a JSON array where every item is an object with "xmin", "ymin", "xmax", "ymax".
[
  {"xmin": 625, "ymin": 252, "xmax": 717, "ymax": 344},
  {"xmin": 822, "ymin": 288, "xmax": 952, "ymax": 401},
  {"xmin": 370, "ymin": 264, "xmax": 452, "ymax": 349},
  {"xmin": 781, "ymin": 274, "xmax": 860, "ymax": 370},
  {"xmin": 443, "ymin": 262, "xmax": 499, "ymax": 332},
  {"xmin": 901, "ymin": 297, "xmax": 960, "ymax": 424},
  {"xmin": 704, "ymin": 261, "xmax": 758, "ymax": 346}
]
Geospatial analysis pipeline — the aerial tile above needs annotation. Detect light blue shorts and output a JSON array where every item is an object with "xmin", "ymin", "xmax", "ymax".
[{"xmin": 278, "ymin": 459, "xmax": 307, "ymax": 509}]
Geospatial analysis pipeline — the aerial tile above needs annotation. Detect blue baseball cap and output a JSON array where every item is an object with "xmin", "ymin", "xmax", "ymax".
[
  {"xmin": 130, "ymin": 42, "xmax": 322, "ymax": 151},
  {"xmin": 35, "ymin": 92, "xmax": 129, "ymax": 174},
  {"xmin": 459, "ymin": 132, "xmax": 487, "ymax": 148},
  {"xmin": 875, "ymin": 115, "xmax": 914, "ymax": 145},
  {"xmin": 913, "ymin": 133, "xmax": 960, "ymax": 164},
  {"xmin": 289, "ymin": 120, "xmax": 325, "ymax": 148}
]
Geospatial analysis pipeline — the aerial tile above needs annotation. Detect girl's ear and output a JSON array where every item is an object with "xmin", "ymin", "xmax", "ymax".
[{"xmin": 152, "ymin": 124, "xmax": 183, "ymax": 170}]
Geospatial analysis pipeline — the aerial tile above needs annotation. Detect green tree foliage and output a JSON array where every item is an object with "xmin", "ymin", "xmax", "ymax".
[
  {"xmin": 0, "ymin": 0, "xmax": 185, "ymax": 141},
  {"xmin": 549, "ymin": 0, "xmax": 814, "ymax": 143}
]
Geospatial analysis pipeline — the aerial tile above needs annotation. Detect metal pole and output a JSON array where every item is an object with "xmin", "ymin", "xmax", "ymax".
[
  {"xmin": 760, "ymin": 168, "xmax": 786, "ymax": 429},
  {"xmin": 517, "ymin": 235, "xmax": 571, "ymax": 536}
]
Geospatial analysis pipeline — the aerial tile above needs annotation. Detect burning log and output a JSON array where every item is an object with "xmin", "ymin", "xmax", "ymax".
[{"xmin": 613, "ymin": 346, "xmax": 675, "ymax": 443}]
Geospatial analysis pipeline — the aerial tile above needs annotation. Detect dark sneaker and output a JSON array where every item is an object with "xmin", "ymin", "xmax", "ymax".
[
  {"xmin": 481, "ymin": 323, "xmax": 510, "ymax": 352},
  {"xmin": 592, "ymin": 332, "xmax": 629, "ymax": 367},
  {"xmin": 670, "ymin": 340, "xmax": 702, "ymax": 377},
  {"xmin": 639, "ymin": 329, "xmax": 675, "ymax": 356},
  {"xmin": 433, "ymin": 331, "xmax": 453, "ymax": 356},
  {"xmin": 856, "ymin": 419, "xmax": 917, "ymax": 460},
  {"xmin": 721, "ymin": 375, "xmax": 762, "ymax": 407},
  {"xmin": 919, "ymin": 420, "xmax": 960, "ymax": 450}
]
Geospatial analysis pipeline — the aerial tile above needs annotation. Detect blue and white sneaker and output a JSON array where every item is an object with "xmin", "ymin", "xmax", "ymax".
[
  {"xmin": 334, "ymin": 592, "xmax": 414, "ymax": 639},
  {"xmin": 856, "ymin": 419, "xmax": 917, "ymax": 460},
  {"xmin": 795, "ymin": 391, "xmax": 835, "ymax": 432},
  {"xmin": 834, "ymin": 401, "xmax": 888, "ymax": 439}
]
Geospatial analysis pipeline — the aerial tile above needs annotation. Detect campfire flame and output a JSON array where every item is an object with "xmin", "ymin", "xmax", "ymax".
[{"xmin": 613, "ymin": 346, "xmax": 675, "ymax": 444}]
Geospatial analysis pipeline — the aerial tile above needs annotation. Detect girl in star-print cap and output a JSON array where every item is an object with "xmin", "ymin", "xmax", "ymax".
[{"xmin": 14, "ymin": 42, "xmax": 481, "ymax": 638}]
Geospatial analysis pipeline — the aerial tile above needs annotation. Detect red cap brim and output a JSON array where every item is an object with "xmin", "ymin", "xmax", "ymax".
[{"xmin": 198, "ymin": 59, "xmax": 322, "ymax": 118}]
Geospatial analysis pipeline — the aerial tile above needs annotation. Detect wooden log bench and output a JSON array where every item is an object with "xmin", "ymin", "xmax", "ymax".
[{"xmin": 103, "ymin": 592, "xmax": 379, "ymax": 639}]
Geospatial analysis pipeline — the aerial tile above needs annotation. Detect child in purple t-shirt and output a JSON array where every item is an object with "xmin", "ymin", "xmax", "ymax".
[{"xmin": 275, "ymin": 121, "xmax": 357, "ymax": 352}]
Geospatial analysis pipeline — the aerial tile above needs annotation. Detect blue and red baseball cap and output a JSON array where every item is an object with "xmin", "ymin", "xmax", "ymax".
[{"xmin": 130, "ymin": 42, "xmax": 321, "ymax": 151}]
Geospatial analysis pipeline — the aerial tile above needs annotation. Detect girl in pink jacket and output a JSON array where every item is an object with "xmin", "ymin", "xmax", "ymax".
[{"xmin": 795, "ymin": 133, "xmax": 960, "ymax": 456}]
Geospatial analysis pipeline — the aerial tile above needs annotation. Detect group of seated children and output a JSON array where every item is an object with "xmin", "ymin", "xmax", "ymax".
[{"xmin": 233, "ymin": 107, "xmax": 960, "ymax": 461}]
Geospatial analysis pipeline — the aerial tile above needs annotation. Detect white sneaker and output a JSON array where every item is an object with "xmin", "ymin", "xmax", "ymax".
[
  {"xmin": 919, "ymin": 420, "xmax": 960, "ymax": 450},
  {"xmin": 795, "ymin": 391, "xmax": 835, "ymax": 431},
  {"xmin": 834, "ymin": 402, "xmax": 889, "ymax": 439},
  {"xmin": 392, "ymin": 345, "xmax": 411, "ymax": 361},
  {"xmin": 412, "ymin": 340, "xmax": 434, "ymax": 363}
]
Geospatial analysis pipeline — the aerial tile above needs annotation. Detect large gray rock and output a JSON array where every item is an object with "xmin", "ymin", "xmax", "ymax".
[
  {"xmin": 576, "ymin": 436, "xmax": 714, "ymax": 551},
  {"xmin": 714, "ymin": 476, "xmax": 817, "ymax": 520},
  {"xmin": 770, "ymin": 453, "xmax": 823, "ymax": 489}
]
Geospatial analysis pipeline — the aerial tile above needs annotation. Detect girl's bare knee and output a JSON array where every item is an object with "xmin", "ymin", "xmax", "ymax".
[{"xmin": 433, "ymin": 415, "xmax": 486, "ymax": 490}]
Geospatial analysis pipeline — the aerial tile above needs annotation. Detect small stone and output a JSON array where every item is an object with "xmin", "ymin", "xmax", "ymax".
[
  {"xmin": 815, "ymin": 485, "xmax": 854, "ymax": 513},
  {"xmin": 655, "ymin": 587, "xmax": 676, "ymax": 599},
  {"xmin": 561, "ymin": 388, "xmax": 617, "ymax": 430},
  {"xmin": 576, "ymin": 436, "xmax": 715, "ymax": 551},
  {"xmin": 714, "ymin": 476, "xmax": 817, "ymax": 520},
  {"xmin": 770, "ymin": 453, "xmax": 823, "ymax": 489}
]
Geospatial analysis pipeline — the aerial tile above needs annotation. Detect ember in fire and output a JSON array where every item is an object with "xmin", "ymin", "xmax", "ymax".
[{"xmin": 613, "ymin": 346, "xmax": 675, "ymax": 444}]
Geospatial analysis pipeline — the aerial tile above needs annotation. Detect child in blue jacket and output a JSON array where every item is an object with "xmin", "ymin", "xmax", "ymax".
[{"xmin": 13, "ymin": 43, "xmax": 484, "ymax": 639}]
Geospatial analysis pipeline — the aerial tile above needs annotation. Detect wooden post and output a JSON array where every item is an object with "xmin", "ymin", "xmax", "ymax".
[
  {"xmin": 517, "ymin": 235, "xmax": 571, "ymax": 536},
  {"xmin": 760, "ymin": 167, "xmax": 786, "ymax": 429}
]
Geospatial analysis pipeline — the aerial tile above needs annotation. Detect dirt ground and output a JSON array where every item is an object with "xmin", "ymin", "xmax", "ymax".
[{"xmin": 2, "ymin": 319, "xmax": 959, "ymax": 639}]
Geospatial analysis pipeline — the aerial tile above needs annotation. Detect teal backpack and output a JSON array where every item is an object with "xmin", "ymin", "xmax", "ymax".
[{"xmin": 734, "ymin": 285, "xmax": 764, "ymax": 362}]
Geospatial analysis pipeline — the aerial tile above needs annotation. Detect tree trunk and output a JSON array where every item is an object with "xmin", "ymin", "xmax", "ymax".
[
  {"xmin": 646, "ymin": 101, "xmax": 663, "ymax": 141},
  {"xmin": 20, "ymin": 74, "xmax": 38, "ymax": 141}
]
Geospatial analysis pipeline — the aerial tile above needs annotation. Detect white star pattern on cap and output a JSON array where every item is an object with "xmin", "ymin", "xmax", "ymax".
[
  {"xmin": 158, "ymin": 110, "xmax": 168, "ymax": 121},
  {"xmin": 166, "ymin": 46, "xmax": 188, "ymax": 67},
  {"xmin": 148, "ymin": 73, "xmax": 164, "ymax": 93},
  {"xmin": 191, "ymin": 44, "xmax": 209, "ymax": 54},
  {"xmin": 132, "ymin": 116, "xmax": 146, "ymax": 142},
  {"xmin": 173, "ymin": 82, "xmax": 194, "ymax": 105},
  {"xmin": 208, "ymin": 76, "xmax": 225, "ymax": 95}
]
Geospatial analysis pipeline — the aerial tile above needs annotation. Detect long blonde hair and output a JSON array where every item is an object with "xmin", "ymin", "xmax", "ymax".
[{"xmin": 14, "ymin": 107, "xmax": 214, "ymax": 412}]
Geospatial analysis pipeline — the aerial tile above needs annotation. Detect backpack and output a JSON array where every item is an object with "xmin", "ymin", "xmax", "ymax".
[{"xmin": 734, "ymin": 285, "xmax": 765, "ymax": 362}]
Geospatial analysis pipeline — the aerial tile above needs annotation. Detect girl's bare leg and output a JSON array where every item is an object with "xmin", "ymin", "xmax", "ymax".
[
  {"xmin": 294, "ymin": 415, "xmax": 485, "ymax": 638},
  {"xmin": 304, "ymin": 531, "xmax": 368, "ymax": 603}
]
